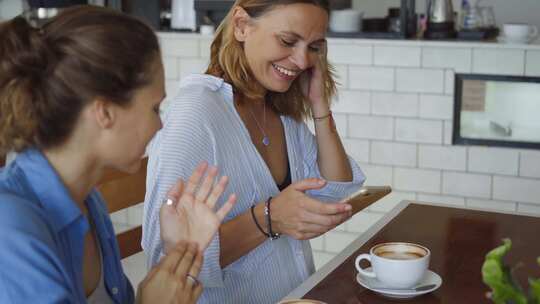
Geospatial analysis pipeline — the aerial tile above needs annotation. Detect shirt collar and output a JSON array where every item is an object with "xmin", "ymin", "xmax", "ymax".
[{"xmin": 16, "ymin": 148, "xmax": 84, "ymax": 233}]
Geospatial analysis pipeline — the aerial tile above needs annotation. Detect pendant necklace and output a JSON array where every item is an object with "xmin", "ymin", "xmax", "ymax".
[{"xmin": 247, "ymin": 103, "xmax": 270, "ymax": 146}]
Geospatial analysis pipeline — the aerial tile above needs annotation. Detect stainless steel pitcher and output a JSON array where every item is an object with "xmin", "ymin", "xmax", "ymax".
[{"xmin": 427, "ymin": 0, "xmax": 454, "ymax": 23}]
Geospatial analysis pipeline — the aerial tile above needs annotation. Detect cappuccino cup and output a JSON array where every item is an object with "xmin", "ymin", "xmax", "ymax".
[
  {"xmin": 355, "ymin": 242, "xmax": 430, "ymax": 288},
  {"xmin": 502, "ymin": 23, "xmax": 538, "ymax": 43}
]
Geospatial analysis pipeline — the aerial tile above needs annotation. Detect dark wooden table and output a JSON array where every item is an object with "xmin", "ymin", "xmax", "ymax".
[{"xmin": 282, "ymin": 201, "xmax": 540, "ymax": 304}]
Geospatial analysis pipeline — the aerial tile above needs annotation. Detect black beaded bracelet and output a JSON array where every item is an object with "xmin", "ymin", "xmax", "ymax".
[
  {"xmin": 264, "ymin": 197, "xmax": 280, "ymax": 240},
  {"xmin": 250, "ymin": 204, "xmax": 270, "ymax": 238}
]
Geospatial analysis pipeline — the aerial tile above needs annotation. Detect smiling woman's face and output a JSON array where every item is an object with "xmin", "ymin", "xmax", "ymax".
[{"xmin": 234, "ymin": 3, "xmax": 328, "ymax": 94}]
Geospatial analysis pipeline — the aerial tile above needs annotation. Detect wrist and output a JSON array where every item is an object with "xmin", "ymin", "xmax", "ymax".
[
  {"xmin": 265, "ymin": 197, "xmax": 280, "ymax": 240},
  {"xmin": 312, "ymin": 110, "xmax": 332, "ymax": 121},
  {"xmin": 311, "ymin": 104, "xmax": 330, "ymax": 118},
  {"xmin": 251, "ymin": 202, "xmax": 269, "ymax": 238}
]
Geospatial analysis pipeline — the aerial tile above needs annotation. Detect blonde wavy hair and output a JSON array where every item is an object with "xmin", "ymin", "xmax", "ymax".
[{"xmin": 206, "ymin": 0, "xmax": 337, "ymax": 121}]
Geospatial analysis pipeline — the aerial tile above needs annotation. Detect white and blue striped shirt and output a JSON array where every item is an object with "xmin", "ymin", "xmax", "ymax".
[{"xmin": 143, "ymin": 74, "xmax": 365, "ymax": 304}]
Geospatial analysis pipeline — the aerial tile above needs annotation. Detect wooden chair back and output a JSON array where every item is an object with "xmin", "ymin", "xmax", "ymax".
[{"xmin": 97, "ymin": 158, "xmax": 148, "ymax": 259}]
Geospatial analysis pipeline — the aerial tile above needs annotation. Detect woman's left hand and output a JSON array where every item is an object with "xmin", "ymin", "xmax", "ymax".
[
  {"xmin": 159, "ymin": 162, "xmax": 237, "ymax": 254},
  {"xmin": 300, "ymin": 55, "xmax": 329, "ymax": 116}
]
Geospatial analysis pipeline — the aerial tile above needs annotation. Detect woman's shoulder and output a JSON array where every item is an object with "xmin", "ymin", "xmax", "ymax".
[
  {"xmin": 165, "ymin": 74, "xmax": 234, "ymax": 122},
  {"xmin": 176, "ymin": 74, "xmax": 233, "ymax": 104},
  {"xmin": 0, "ymin": 190, "xmax": 50, "ymax": 236}
]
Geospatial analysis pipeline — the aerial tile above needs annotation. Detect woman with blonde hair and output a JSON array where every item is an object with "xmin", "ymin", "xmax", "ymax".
[
  {"xmin": 143, "ymin": 0, "xmax": 365, "ymax": 303},
  {"xmin": 0, "ymin": 6, "xmax": 236, "ymax": 303}
]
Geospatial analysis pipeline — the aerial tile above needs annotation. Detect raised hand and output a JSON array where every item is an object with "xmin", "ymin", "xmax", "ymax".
[
  {"xmin": 136, "ymin": 241, "xmax": 203, "ymax": 304},
  {"xmin": 160, "ymin": 162, "xmax": 237, "ymax": 254},
  {"xmin": 270, "ymin": 178, "xmax": 352, "ymax": 240},
  {"xmin": 299, "ymin": 48, "xmax": 330, "ymax": 109}
]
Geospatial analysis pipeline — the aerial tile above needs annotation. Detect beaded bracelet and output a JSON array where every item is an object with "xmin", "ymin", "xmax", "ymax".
[
  {"xmin": 313, "ymin": 110, "xmax": 332, "ymax": 121},
  {"xmin": 264, "ymin": 197, "xmax": 280, "ymax": 240},
  {"xmin": 250, "ymin": 204, "xmax": 270, "ymax": 238}
]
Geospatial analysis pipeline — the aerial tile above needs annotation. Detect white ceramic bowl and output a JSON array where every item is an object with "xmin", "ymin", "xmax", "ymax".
[{"xmin": 329, "ymin": 9, "xmax": 364, "ymax": 33}]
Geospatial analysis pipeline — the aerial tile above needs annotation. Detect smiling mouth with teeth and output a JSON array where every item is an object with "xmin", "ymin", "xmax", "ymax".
[{"xmin": 272, "ymin": 63, "xmax": 299, "ymax": 77}]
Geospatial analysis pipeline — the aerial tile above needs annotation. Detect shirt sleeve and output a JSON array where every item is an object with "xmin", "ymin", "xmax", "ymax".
[
  {"xmin": 142, "ymin": 85, "xmax": 225, "ymax": 288},
  {"xmin": 0, "ymin": 194, "xmax": 74, "ymax": 304},
  {"xmin": 297, "ymin": 121, "xmax": 366, "ymax": 201}
]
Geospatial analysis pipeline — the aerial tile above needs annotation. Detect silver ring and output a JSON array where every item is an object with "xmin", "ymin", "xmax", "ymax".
[
  {"xmin": 163, "ymin": 197, "xmax": 174, "ymax": 206},
  {"xmin": 186, "ymin": 274, "xmax": 200, "ymax": 287}
]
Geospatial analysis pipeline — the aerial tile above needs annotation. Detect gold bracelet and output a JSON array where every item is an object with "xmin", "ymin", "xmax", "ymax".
[{"xmin": 313, "ymin": 111, "xmax": 332, "ymax": 121}]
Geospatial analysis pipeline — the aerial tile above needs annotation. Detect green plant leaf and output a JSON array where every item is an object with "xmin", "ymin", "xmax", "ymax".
[
  {"xmin": 529, "ymin": 278, "xmax": 540, "ymax": 304},
  {"xmin": 486, "ymin": 239, "xmax": 512, "ymax": 261},
  {"xmin": 482, "ymin": 239, "xmax": 528, "ymax": 304}
]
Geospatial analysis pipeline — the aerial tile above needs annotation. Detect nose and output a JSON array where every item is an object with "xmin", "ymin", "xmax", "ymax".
[{"xmin": 290, "ymin": 47, "xmax": 310, "ymax": 70}]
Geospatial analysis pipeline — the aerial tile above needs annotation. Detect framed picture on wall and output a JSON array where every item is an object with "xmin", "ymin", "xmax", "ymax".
[{"xmin": 453, "ymin": 73, "xmax": 540, "ymax": 150}]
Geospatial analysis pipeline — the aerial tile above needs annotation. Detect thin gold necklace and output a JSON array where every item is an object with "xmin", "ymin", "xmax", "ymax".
[{"xmin": 247, "ymin": 103, "xmax": 270, "ymax": 146}]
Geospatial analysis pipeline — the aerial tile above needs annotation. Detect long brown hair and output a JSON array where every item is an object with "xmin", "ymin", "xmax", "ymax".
[
  {"xmin": 0, "ymin": 6, "xmax": 160, "ymax": 156},
  {"xmin": 206, "ymin": 0, "xmax": 337, "ymax": 121}
]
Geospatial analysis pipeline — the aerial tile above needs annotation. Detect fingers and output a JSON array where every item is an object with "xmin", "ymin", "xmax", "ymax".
[
  {"xmin": 174, "ymin": 243, "xmax": 198, "ymax": 278},
  {"xmin": 160, "ymin": 180, "xmax": 184, "ymax": 218},
  {"xmin": 194, "ymin": 166, "xmax": 218, "ymax": 204},
  {"xmin": 191, "ymin": 283, "xmax": 203, "ymax": 303},
  {"xmin": 290, "ymin": 178, "xmax": 326, "ymax": 192},
  {"xmin": 184, "ymin": 162, "xmax": 209, "ymax": 195},
  {"xmin": 185, "ymin": 251, "xmax": 203, "ymax": 291},
  {"xmin": 215, "ymin": 193, "xmax": 237, "ymax": 221},
  {"xmin": 302, "ymin": 197, "xmax": 351, "ymax": 215},
  {"xmin": 163, "ymin": 179, "xmax": 185, "ymax": 207},
  {"xmin": 204, "ymin": 175, "xmax": 229, "ymax": 210},
  {"xmin": 301, "ymin": 209, "xmax": 350, "ymax": 227},
  {"xmin": 159, "ymin": 241, "xmax": 188, "ymax": 273}
]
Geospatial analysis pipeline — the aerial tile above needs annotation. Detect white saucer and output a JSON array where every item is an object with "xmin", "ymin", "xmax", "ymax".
[{"xmin": 356, "ymin": 268, "xmax": 442, "ymax": 299}]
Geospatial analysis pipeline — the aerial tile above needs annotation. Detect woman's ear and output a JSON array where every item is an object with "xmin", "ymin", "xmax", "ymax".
[
  {"xmin": 232, "ymin": 6, "xmax": 251, "ymax": 42},
  {"xmin": 92, "ymin": 98, "xmax": 116, "ymax": 129}
]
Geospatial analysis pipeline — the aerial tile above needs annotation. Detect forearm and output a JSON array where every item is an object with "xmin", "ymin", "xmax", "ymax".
[
  {"xmin": 313, "ymin": 108, "xmax": 353, "ymax": 182},
  {"xmin": 219, "ymin": 203, "xmax": 267, "ymax": 267}
]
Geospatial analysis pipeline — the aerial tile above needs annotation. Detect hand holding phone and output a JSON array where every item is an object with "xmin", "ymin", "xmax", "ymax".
[{"xmin": 340, "ymin": 186, "xmax": 392, "ymax": 215}]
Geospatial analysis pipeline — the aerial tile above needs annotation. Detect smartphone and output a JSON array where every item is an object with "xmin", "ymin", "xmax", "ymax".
[{"xmin": 340, "ymin": 186, "xmax": 392, "ymax": 215}]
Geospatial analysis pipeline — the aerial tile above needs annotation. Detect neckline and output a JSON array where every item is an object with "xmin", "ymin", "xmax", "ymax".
[{"xmin": 229, "ymin": 100, "xmax": 292, "ymax": 193}]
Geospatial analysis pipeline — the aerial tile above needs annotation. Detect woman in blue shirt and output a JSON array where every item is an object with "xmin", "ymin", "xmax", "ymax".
[{"xmin": 0, "ymin": 6, "xmax": 236, "ymax": 304}]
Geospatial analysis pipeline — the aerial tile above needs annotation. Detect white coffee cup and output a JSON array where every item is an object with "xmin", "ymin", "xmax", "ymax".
[
  {"xmin": 355, "ymin": 242, "xmax": 430, "ymax": 289},
  {"xmin": 502, "ymin": 23, "xmax": 538, "ymax": 43}
]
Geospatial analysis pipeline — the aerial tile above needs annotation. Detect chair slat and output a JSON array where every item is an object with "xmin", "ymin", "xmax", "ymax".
[{"xmin": 117, "ymin": 226, "xmax": 143, "ymax": 259}]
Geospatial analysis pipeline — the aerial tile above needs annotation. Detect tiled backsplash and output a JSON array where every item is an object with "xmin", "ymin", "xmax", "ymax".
[{"xmin": 115, "ymin": 33, "xmax": 540, "ymax": 271}]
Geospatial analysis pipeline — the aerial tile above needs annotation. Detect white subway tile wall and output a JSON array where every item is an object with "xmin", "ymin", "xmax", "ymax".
[
  {"xmin": 396, "ymin": 68, "xmax": 445, "ymax": 93},
  {"xmin": 520, "ymin": 151, "xmax": 540, "ymax": 178},
  {"xmin": 525, "ymin": 51, "xmax": 540, "ymax": 76},
  {"xmin": 395, "ymin": 118, "xmax": 443, "ymax": 144},
  {"xmin": 419, "ymin": 145, "xmax": 467, "ymax": 171},
  {"xmin": 332, "ymin": 90, "xmax": 371, "ymax": 114},
  {"xmin": 467, "ymin": 147, "xmax": 519, "ymax": 176},
  {"xmin": 472, "ymin": 48, "xmax": 525, "ymax": 75},
  {"xmin": 371, "ymin": 92, "xmax": 419, "ymax": 117},
  {"xmin": 117, "ymin": 35, "xmax": 540, "ymax": 282},
  {"xmin": 349, "ymin": 66, "xmax": 395, "ymax": 91},
  {"xmin": 422, "ymin": 47, "xmax": 472, "ymax": 73},
  {"xmin": 370, "ymin": 141, "xmax": 417, "ymax": 167},
  {"xmin": 374, "ymin": 46, "xmax": 421, "ymax": 67},
  {"xmin": 418, "ymin": 94, "xmax": 454, "ymax": 120},
  {"xmin": 328, "ymin": 43, "xmax": 373, "ymax": 65},
  {"xmin": 442, "ymin": 172, "xmax": 492, "ymax": 198}
]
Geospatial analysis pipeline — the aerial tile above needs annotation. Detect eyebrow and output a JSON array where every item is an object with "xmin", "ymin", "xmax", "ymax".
[{"xmin": 279, "ymin": 31, "xmax": 327, "ymax": 44}]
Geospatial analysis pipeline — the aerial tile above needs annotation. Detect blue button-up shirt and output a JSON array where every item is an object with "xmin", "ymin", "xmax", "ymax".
[{"xmin": 0, "ymin": 149, "xmax": 134, "ymax": 303}]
